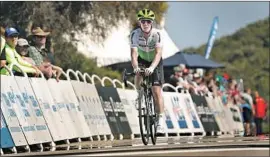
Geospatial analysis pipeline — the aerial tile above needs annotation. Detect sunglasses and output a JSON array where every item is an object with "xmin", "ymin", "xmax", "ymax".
[
  {"xmin": 140, "ymin": 20, "xmax": 152, "ymax": 24},
  {"xmin": 35, "ymin": 35, "xmax": 46, "ymax": 39},
  {"xmin": 9, "ymin": 35, "xmax": 18, "ymax": 38}
]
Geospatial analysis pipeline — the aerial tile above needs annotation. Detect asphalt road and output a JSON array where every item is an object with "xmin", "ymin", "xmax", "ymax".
[{"xmin": 2, "ymin": 136, "xmax": 269, "ymax": 156}]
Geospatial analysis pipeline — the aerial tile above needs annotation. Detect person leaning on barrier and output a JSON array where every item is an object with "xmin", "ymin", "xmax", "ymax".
[
  {"xmin": 0, "ymin": 26, "xmax": 6, "ymax": 70},
  {"xmin": 0, "ymin": 27, "xmax": 40, "ymax": 76},
  {"xmin": 16, "ymin": 38, "xmax": 36, "ymax": 65},
  {"xmin": 28, "ymin": 27, "xmax": 63, "ymax": 81},
  {"xmin": 168, "ymin": 66, "xmax": 183, "ymax": 88}
]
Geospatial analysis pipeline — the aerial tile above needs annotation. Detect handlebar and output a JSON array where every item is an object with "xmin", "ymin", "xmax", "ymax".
[{"xmin": 122, "ymin": 68, "xmax": 146, "ymax": 88}]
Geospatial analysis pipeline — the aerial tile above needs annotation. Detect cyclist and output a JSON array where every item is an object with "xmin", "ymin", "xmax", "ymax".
[{"xmin": 130, "ymin": 9, "xmax": 165, "ymax": 134}]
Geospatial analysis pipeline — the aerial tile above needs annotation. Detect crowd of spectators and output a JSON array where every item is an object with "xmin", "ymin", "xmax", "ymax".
[
  {"xmin": 0, "ymin": 26, "xmax": 63, "ymax": 81},
  {"xmin": 168, "ymin": 64, "xmax": 268, "ymax": 137}
]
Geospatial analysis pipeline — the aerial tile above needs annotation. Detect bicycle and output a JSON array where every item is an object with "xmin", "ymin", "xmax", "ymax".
[{"xmin": 122, "ymin": 67, "xmax": 157, "ymax": 145}]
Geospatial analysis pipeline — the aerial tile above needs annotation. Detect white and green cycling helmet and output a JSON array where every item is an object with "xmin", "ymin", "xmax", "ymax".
[{"xmin": 137, "ymin": 9, "xmax": 155, "ymax": 21}]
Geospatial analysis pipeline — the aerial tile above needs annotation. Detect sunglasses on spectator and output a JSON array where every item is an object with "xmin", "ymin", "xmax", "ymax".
[
  {"xmin": 18, "ymin": 45, "xmax": 29, "ymax": 48},
  {"xmin": 9, "ymin": 34, "xmax": 18, "ymax": 38},
  {"xmin": 140, "ymin": 20, "xmax": 153, "ymax": 24},
  {"xmin": 35, "ymin": 35, "xmax": 46, "ymax": 39}
]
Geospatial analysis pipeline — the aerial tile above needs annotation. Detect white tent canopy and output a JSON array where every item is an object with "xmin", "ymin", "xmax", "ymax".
[{"xmin": 74, "ymin": 19, "xmax": 179, "ymax": 67}]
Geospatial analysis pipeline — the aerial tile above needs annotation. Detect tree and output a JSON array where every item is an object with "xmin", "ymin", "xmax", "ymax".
[{"xmin": 0, "ymin": 1, "xmax": 168, "ymax": 80}]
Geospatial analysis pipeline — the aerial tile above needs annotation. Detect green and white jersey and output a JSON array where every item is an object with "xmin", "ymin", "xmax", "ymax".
[{"xmin": 130, "ymin": 28, "xmax": 163, "ymax": 62}]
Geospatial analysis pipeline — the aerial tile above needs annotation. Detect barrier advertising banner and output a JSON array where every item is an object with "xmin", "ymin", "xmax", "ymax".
[
  {"xmin": 163, "ymin": 92, "xmax": 190, "ymax": 134},
  {"xmin": 29, "ymin": 77, "xmax": 68, "ymax": 141},
  {"xmin": 190, "ymin": 94, "xmax": 219, "ymax": 132},
  {"xmin": 85, "ymin": 84, "xmax": 112, "ymax": 137},
  {"xmin": 117, "ymin": 89, "xmax": 141, "ymax": 137},
  {"xmin": 47, "ymin": 79, "xmax": 79, "ymax": 139},
  {"xmin": 229, "ymin": 104, "xmax": 244, "ymax": 133},
  {"xmin": 1, "ymin": 75, "xmax": 39, "ymax": 145},
  {"xmin": 179, "ymin": 92, "xmax": 205, "ymax": 133},
  {"xmin": 15, "ymin": 76, "xmax": 53, "ymax": 143},
  {"xmin": 213, "ymin": 96, "xmax": 232, "ymax": 133},
  {"xmin": 70, "ymin": 81, "xmax": 99, "ymax": 137},
  {"xmin": 96, "ymin": 86, "xmax": 132, "ymax": 137},
  {"xmin": 58, "ymin": 80, "xmax": 92, "ymax": 138},
  {"xmin": 0, "ymin": 111, "xmax": 15, "ymax": 148},
  {"xmin": 205, "ymin": 94, "xmax": 227, "ymax": 133},
  {"xmin": 1, "ymin": 79, "xmax": 28, "ymax": 147}
]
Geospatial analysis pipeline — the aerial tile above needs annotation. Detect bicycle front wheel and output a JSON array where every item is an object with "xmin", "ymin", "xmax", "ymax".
[
  {"xmin": 150, "ymin": 100, "xmax": 157, "ymax": 145},
  {"xmin": 138, "ymin": 92, "xmax": 150, "ymax": 145}
]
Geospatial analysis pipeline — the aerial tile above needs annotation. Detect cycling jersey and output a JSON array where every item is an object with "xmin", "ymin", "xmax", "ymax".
[{"xmin": 130, "ymin": 28, "xmax": 163, "ymax": 62}]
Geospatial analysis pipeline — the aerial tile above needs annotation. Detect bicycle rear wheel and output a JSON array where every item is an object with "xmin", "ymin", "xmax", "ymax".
[{"xmin": 138, "ymin": 91, "xmax": 150, "ymax": 145}]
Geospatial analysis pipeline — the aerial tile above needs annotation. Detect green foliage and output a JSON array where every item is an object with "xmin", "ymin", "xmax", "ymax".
[
  {"xmin": 0, "ymin": 1, "xmax": 168, "ymax": 80},
  {"xmin": 184, "ymin": 17, "xmax": 270, "ymax": 102}
]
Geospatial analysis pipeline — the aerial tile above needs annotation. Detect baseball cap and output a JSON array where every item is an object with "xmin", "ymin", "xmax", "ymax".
[
  {"xmin": 5, "ymin": 27, "xmax": 19, "ymax": 37},
  {"xmin": 17, "ymin": 38, "xmax": 29, "ymax": 47},
  {"xmin": 173, "ymin": 66, "xmax": 182, "ymax": 72}
]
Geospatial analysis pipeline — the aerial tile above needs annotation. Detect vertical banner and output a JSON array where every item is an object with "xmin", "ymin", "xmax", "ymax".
[
  {"xmin": 190, "ymin": 94, "xmax": 219, "ymax": 133},
  {"xmin": 0, "ymin": 110, "xmax": 15, "ymax": 148},
  {"xmin": 96, "ymin": 86, "xmax": 132, "ymax": 138},
  {"xmin": 204, "ymin": 16, "xmax": 219, "ymax": 59}
]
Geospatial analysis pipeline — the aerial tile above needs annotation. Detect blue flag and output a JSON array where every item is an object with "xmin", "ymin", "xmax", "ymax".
[{"xmin": 204, "ymin": 16, "xmax": 219, "ymax": 59}]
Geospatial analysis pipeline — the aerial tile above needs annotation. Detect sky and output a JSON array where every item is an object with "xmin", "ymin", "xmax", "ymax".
[{"xmin": 165, "ymin": 2, "xmax": 269, "ymax": 50}]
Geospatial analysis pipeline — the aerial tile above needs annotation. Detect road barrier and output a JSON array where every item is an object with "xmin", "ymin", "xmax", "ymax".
[{"xmin": 0, "ymin": 68, "xmax": 244, "ymax": 154}]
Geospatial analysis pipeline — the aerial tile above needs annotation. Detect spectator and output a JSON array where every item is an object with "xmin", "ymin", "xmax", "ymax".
[
  {"xmin": 1, "ymin": 26, "xmax": 6, "ymax": 69},
  {"xmin": 0, "ymin": 27, "xmax": 40, "ymax": 76},
  {"xmin": 28, "ymin": 27, "xmax": 63, "ymax": 81},
  {"xmin": 253, "ymin": 91, "xmax": 268, "ymax": 136},
  {"xmin": 205, "ymin": 71, "xmax": 218, "ymax": 96},
  {"xmin": 191, "ymin": 73, "xmax": 208, "ymax": 94},
  {"xmin": 240, "ymin": 88, "xmax": 255, "ymax": 116},
  {"xmin": 16, "ymin": 38, "xmax": 35, "ymax": 65},
  {"xmin": 168, "ymin": 66, "xmax": 182, "ymax": 88},
  {"xmin": 180, "ymin": 68, "xmax": 193, "ymax": 90},
  {"xmin": 215, "ymin": 75, "xmax": 228, "ymax": 105},
  {"xmin": 239, "ymin": 96, "xmax": 253, "ymax": 136}
]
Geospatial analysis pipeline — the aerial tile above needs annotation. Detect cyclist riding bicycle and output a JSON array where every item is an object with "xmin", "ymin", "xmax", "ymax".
[{"xmin": 130, "ymin": 9, "xmax": 165, "ymax": 134}]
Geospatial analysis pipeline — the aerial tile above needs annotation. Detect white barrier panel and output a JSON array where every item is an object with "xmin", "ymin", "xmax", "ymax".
[
  {"xmin": 1, "ymin": 76, "xmax": 28, "ymax": 146},
  {"xmin": 228, "ymin": 104, "xmax": 244, "ymax": 134},
  {"xmin": 14, "ymin": 76, "xmax": 53, "ymax": 143},
  {"xmin": 163, "ymin": 92, "xmax": 190, "ymax": 135},
  {"xmin": 205, "ymin": 94, "xmax": 227, "ymax": 133},
  {"xmin": 47, "ymin": 79, "xmax": 78, "ymax": 139},
  {"xmin": 85, "ymin": 84, "xmax": 112, "ymax": 137},
  {"xmin": 116, "ymin": 89, "xmax": 140, "ymax": 137},
  {"xmin": 213, "ymin": 96, "xmax": 232, "ymax": 133},
  {"xmin": 1, "ymin": 75, "xmax": 37, "ymax": 145},
  {"xmin": 29, "ymin": 77, "xmax": 68, "ymax": 141},
  {"xmin": 58, "ymin": 80, "xmax": 92, "ymax": 138},
  {"xmin": 70, "ymin": 80, "xmax": 99, "ymax": 137},
  {"xmin": 179, "ymin": 92, "xmax": 205, "ymax": 133}
]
